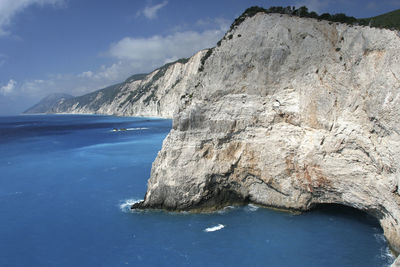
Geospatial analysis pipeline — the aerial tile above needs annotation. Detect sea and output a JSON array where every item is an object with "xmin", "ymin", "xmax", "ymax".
[{"xmin": 0, "ymin": 114, "xmax": 395, "ymax": 267}]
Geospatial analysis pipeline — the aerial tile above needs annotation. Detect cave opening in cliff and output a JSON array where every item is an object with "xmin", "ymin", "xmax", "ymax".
[
  {"xmin": 304, "ymin": 203, "xmax": 397, "ymax": 261},
  {"xmin": 309, "ymin": 203, "xmax": 381, "ymax": 228}
]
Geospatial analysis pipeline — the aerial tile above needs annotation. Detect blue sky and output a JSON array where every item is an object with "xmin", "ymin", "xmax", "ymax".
[{"xmin": 0, "ymin": 0, "xmax": 399, "ymax": 115}]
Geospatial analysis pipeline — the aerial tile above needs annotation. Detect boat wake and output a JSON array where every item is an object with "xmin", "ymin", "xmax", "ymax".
[
  {"xmin": 204, "ymin": 224, "xmax": 225, "ymax": 232},
  {"xmin": 127, "ymin": 127, "xmax": 148, "ymax": 131},
  {"xmin": 111, "ymin": 127, "xmax": 149, "ymax": 132}
]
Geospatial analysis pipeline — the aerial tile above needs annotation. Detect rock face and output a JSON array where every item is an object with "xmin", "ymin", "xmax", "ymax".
[
  {"xmin": 25, "ymin": 9, "xmax": 400, "ymax": 262},
  {"xmin": 24, "ymin": 57, "xmax": 203, "ymax": 118},
  {"xmin": 134, "ymin": 13, "xmax": 400, "ymax": 259}
]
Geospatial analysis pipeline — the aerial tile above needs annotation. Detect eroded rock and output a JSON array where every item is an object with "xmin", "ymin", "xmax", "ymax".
[{"xmin": 134, "ymin": 13, "xmax": 400, "ymax": 261}]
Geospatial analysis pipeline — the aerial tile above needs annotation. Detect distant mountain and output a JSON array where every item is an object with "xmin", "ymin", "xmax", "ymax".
[
  {"xmin": 24, "ymin": 93, "xmax": 74, "ymax": 114},
  {"xmin": 24, "ymin": 9, "xmax": 400, "ymax": 118},
  {"xmin": 358, "ymin": 9, "xmax": 400, "ymax": 30},
  {"xmin": 23, "ymin": 57, "xmax": 193, "ymax": 118},
  {"xmin": 22, "ymin": 7, "xmax": 400, "ymax": 262}
]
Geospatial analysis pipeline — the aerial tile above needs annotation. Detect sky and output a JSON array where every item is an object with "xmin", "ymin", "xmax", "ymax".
[{"xmin": 0, "ymin": 0, "xmax": 399, "ymax": 115}]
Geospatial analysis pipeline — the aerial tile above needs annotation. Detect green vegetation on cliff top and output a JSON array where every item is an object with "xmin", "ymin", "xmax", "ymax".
[
  {"xmin": 358, "ymin": 9, "xmax": 400, "ymax": 30},
  {"xmin": 230, "ymin": 6, "xmax": 400, "ymax": 31},
  {"xmin": 26, "ymin": 6, "xmax": 400, "ymax": 112},
  {"xmin": 198, "ymin": 6, "xmax": 400, "ymax": 72}
]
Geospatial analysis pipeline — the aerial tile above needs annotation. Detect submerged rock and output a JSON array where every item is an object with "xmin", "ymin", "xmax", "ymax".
[{"xmin": 133, "ymin": 12, "xmax": 400, "ymax": 261}]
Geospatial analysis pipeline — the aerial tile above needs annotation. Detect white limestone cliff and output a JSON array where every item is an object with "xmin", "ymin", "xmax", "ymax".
[
  {"xmin": 32, "ymin": 53, "xmax": 204, "ymax": 118},
  {"xmin": 132, "ymin": 13, "xmax": 400, "ymax": 262},
  {"xmin": 27, "ymin": 10, "xmax": 400, "ymax": 264}
]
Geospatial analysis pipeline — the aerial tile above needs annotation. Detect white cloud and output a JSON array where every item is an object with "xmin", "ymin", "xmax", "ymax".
[
  {"xmin": 108, "ymin": 27, "xmax": 227, "ymax": 71},
  {"xmin": 78, "ymin": 71, "xmax": 94, "ymax": 79},
  {"xmin": 78, "ymin": 61, "xmax": 133, "ymax": 83},
  {"xmin": 195, "ymin": 17, "xmax": 231, "ymax": 31},
  {"xmin": 11, "ymin": 62, "xmax": 135, "ymax": 100},
  {"xmin": 137, "ymin": 1, "xmax": 168, "ymax": 19},
  {"xmin": 0, "ymin": 0, "xmax": 65, "ymax": 36},
  {"xmin": 19, "ymin": 79, "xmax": 56, "ymax": 96},
  {"xmin": 2, "ymin": 16, "xmax": 229, "ymax": 112},
  {"xmin": 295, "ymin": 0, "xmax": 328, "ymax": 13},
  {"xmin": 1, "ymin": 62, "xmax": 133, "ymax": 102},
  {"xmin": 0, "ymin": 79, "xmax": 16, "ymax": 95},
  {"xmin": 19, "ymin": 74, "xmax": 95, "ymax": 97}
]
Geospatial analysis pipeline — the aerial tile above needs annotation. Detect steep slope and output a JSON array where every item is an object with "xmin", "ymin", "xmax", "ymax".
[
  {"xmin": 26, "ymin": 9, "xmax": 399, "ymax": 118},
  {"xmin": 24, "ymin": 7, "xmax": 400, "ymax": 263},
  {"xmin": 24, "ymin": 93, "xmax": 73, "ymax": 114},
  {"xmin": 132, "ymin": 12, "xmax": 400, "ymax": 261},
  {"xmin": 358, "ymin": 9, "xmax": 400, "ymax": 30},
  {"xmin": 25, "ymin": 57, "xmax": 202, "ymax": 118}
]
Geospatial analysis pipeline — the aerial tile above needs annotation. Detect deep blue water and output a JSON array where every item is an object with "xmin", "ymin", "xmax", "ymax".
[{"xmin": 0, "ymin": 115, "xmax": 394, "ymax": 267}]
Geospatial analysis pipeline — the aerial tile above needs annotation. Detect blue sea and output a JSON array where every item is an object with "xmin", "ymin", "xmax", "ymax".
[{"xmin": 0, "ymin": 115, "xmax": 395, "ymax": 266}]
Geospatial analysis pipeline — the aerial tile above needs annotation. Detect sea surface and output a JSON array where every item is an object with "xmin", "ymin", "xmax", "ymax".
[{"xmin": 0, "ymin": 115, "xmax": 394, "ymax": 266}]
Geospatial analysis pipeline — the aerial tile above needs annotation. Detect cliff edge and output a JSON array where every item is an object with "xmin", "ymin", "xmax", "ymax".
[
  {"xmin": 133, "ymin": 12, "xmax": 400, "ymax": 261},
  {"xmin": 24, "ymin": 57, "xmax": 203, "ymax": 118}
]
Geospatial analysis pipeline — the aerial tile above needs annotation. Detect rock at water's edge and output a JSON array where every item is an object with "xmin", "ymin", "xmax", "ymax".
[{"xmin": 134, "ymin": 13, "xmax": 400, "ymax": 262}]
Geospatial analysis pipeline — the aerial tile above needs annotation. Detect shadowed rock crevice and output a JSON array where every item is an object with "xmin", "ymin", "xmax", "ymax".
[{"xmin": 308, "ymin": 203, "xmax": 382, "ymax": 227}]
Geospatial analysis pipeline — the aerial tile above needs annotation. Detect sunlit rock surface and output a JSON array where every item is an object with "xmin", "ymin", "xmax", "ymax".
[
  {"xmin": 28, "ymin": 11, "xmax": 400, "ymax": 263},
  {"xmin": 133, "ymin": 13, "xmax": 400, "ymax": 262}
]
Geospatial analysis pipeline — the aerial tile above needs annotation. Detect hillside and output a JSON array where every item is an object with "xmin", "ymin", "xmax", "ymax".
[
  {"xmin": 24, "ymin": 9, "xmax": 400, "ymax": 264},
  {"xmin": 358, "ymin": 9, "xmax": 400, "ymax": 30},
  {"xmin": 26, "ymin": 7, "xmax": 400, "ymax": 118},
  {"xmin": 24, "ymin": 58, "xmax": 194, "ymax": 118},
  {"xmin": 24, "ymin": 93, "xmax": 73, "ymax": 114}
]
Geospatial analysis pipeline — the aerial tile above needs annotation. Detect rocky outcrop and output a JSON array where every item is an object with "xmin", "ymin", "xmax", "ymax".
[{"xmin": 133, "ymin": 12, "xmax": 400, "ymax": 261}]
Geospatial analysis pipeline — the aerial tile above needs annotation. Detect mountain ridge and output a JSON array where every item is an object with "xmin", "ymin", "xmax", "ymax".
[
  {"xmin": 24, "ymin": 93, "xmax": 73, "ymax": 114},
  {"xmin": 24, "ymin": 8, "xmax": 400, "ymax": 265},
  {"xmin": 25, "ymin": 7, "xmax": 400, "ymax": 117}
]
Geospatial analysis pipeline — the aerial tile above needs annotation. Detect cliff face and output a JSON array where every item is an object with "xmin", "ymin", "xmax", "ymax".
[
  {"xmin": 134, "ymin": 13, "xmax": 400, "ymax": 258},
  {"xmin": 25, "ymin": 10, "xmax": 400, "ymax": 261},
  {"xmin": 25, "ymin": 56, "xmax": 204, "ymax": 118}
]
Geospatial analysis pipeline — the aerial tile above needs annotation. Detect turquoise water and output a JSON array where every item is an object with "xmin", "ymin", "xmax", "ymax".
[{"xmin": 0, "ymin": 115, "xmax": 394, "ymax": 266}]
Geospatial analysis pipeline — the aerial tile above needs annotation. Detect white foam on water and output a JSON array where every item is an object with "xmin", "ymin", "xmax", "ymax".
[
  {"xmin": 126, "ymin": 127, "xmax": 149, "ymax": 131},
  {"xmin": 119, "ymin": 199, "xmax": 142, "ymax": 213},
  {"xmin": 374, "ymin": 233, "xmax": 395, "ymax": 265},
  {"xmin": 374, "ymin": 233, "xmax": 386, "ymax": 243},
  {"xmin": 204, "ymin": 224, "xmax": 225, "ymax": 232},
  {"xmin": 216, "ymin": 205, "xmax": 236, "ymax": 214},
  {"xmin": 380, "ymin": 246, "xmax": 395, "ymax": 266},
  {"xmin": 110, "ymin": 127, "xmax": 149, "ymax": 132},
  {"xmin": 246, "ymin": 203, "xmax": 259, "ymax": 212}
]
